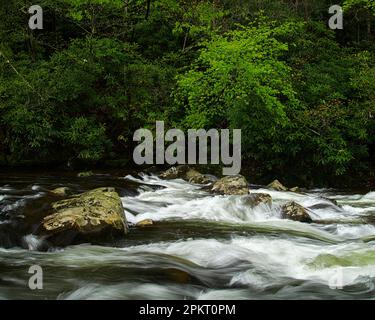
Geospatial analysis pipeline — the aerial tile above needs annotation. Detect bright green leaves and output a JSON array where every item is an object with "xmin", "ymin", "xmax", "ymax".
[
  {"xmin": 174, "ymin": 21, "xmax": 300, "ymax": 160},
  {"xmin": 344, "ymin": 0, "xmax": 375, "ymax": 16},
  {"xmin": 173, "ymin": 1, "xmax": 227, "ymax": 43},
  {"xmin": 174, "ymin": 17, "xmax": 375, "ymax": 180}
]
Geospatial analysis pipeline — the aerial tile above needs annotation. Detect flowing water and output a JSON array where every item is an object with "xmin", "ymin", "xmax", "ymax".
[{"xmin": 0, "ymin": 171, "xmax": 375, "ymax": 300}]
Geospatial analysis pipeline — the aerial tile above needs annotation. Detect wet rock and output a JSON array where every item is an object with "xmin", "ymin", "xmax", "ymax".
[
  {"xmin": 159, "ymin": 166, "xmax": 213, "ymax": 185},
  {"xmin": 186, "ymin": 169, "xmax": 212, "ymax": 185},
  {"xmin": 243, "ymin": 193, "xmax": 272, "ymax": 208},
  {"xmin": 136, "ymin": 219, "xmax": 154, "ymax": 227},
  {"xmin": 40, "ymin": 187, "xmax": 128, "ymax": 245},
  {"xmin": 289, "ymin": 187, "xmax": 301, "ymax": 193},
  {"xmin": 159, "ymin": 165, "xmax": 189, "ymax": 180},
  {"xmin": 49, "ymin": 187, "xmax": 73, "ymax": 197},
  {"xmin": 77, "ymin": 171, "xmax": 94, "ymax": 178},
  {"xmin": 143, "ymin": 166, "xmax": 159, "ymax": 174},
  {"xmin": 211, "ymin": 175, "xmax": 249, "ymax": 195},
  {"xmin": 281, "ymin": 201, "xmax": 312, "ymax": 223},
  {"xmin": 267, "ymin": 180, "xmax": 288, "ymax": 191}
]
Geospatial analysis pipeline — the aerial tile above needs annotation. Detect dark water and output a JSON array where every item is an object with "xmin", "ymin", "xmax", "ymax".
[{"xmin": 0, "ymin": 171, "xmax": 375, "ymax": 299}]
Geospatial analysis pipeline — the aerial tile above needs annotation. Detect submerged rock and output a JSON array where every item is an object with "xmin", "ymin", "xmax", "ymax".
[
  {"xmin": 281, "ymin": 201, "xmax": 312, "ymax": 223},
  {"xmin": 243, "ymin": 193, "xmax": 272, "ymax": 208},
  {"xmin": 267, "ymin": 179, "xmax": 288, "ymax": 191},
  {"xmin": 211, "ymin": 175, "xmax": 249, "ymax": 195},
  {"xmin": 40, "ymin": 187, "xmax": 127, "ymax": 245},
  {"xmin": 320, "ymin": 196, "xmax": 338, "ymax": 206}
]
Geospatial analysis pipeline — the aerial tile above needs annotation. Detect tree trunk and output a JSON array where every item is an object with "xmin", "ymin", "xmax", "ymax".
[{"xmin": 145, "ymin": 0, "xmax": 151, "ymax": 20}]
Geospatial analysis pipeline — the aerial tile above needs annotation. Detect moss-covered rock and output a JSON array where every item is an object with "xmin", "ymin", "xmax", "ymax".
[
  {"xmin": 77, "ymin": 171, "xmax": 94, "ymax": 178},
  {"xmin": 211, "ymin": 175, "xmax": 249, "ymax": 195},
  {"xmin": 40, "ymin": 187, "xmax": 127, "ymax": 245}
]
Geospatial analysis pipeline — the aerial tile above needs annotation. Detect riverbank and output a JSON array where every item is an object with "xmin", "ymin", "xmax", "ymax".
[{"xmin": 0, "ymin": 159, "xmax": 374, "ymax": 191}]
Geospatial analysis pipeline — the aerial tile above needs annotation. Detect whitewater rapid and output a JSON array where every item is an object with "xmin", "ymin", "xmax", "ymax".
[{"xmin": 0, "ymin": 172, "xmax": 374, "ymax": 299}]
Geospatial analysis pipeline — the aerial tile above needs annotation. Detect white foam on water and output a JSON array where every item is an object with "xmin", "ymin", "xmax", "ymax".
[
  {"xmin": 119, "ymin": 236, "xmax": 375, "ymax": 289},
  {"xmin": 362, "ymin": 191, "xmax": 375, "ymax": 201},
  {"xmin": 122, "ymin": 175, "xmax": 375, "ymax": 229},
  {"xmin": 336, "ymin": 191, "xmax": 375, "ymax": 204},
  {"xmin": 58, "ymin": 282, "xmax": 201, "ymax": 300},
  {"xmin": 334, "ymin": 224, "xmax": 375, "ymax": 239},
  {"xmin": 125, "ymin": 194, "xmax": 279, "ymax": 224},
  {"xmin": 0, "ymin": 173, "xmax": 374, "ymax": 299},
  {"xmin": 22, "ymin": 234, "xmax": 46, "ymax": 251},
  {"xmin": 1, "ymin": 199, "xmax": 26, "ymax": 213},
  {"xmin": 0, "ymin": 186, "xmax": 13, "ymax": 192}
]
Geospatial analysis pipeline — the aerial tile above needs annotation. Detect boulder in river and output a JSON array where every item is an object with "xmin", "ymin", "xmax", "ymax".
[
  {"xmin": 159, "ymin": 165, "xmax": 190, "ymax": 180},
  {"xmin": 281, "ymin": 201, "xmax": 312, "ymax": 223},
  {"xmin": 40, "ymin": 187, "xmax": 128, "ymax": 245},
  {"xmin": 160, "ymin": 166, "xmax": 213, "ymax": 184},
  {"xmin": 211, "ymin": 175, "xmax": 249, "ymax": 195},
  {"xmin": 267, "ymin": 179, "xmax": 288, "ymax": 191},
  {"xmin": 77, "ymin": 171, "xmax": 94, "ymax": 178},
  {"xmin": 242, "ymin": 193, "xmax": 272, "ymax": 208},
  {"xmin": 136, "ymin": 219, "xmax": 154, "ymax": 227},
  {"xmin": 49, "ymin": 187, "xmax": 73, "ymax": 197},
  {"xmin": 185, "ymin": 169, "xmax": 212, "ymax": 184}
]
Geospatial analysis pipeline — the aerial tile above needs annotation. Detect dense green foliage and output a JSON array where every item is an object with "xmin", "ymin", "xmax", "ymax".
[{"xmin": 0, "ymin": 0, "xmax": 374, "ymax": 186}]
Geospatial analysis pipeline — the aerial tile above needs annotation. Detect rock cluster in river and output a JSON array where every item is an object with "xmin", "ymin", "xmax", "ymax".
[
  {"xmin": 159, "ymin": 165, "xmax": 213, "ymax": 184},
  {"xmin": 159, "ymin": 166, "xmax": 249, "ymax": 195},
  {"xmin": 38, "ymin": 169, "xmax": 315, "ymax": 248},
  {"xmin": 159, "ymin": 166, "xmax": 318, "ymax": 223}
]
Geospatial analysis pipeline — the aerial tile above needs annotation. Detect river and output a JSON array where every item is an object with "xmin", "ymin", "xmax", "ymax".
[{"xmin": 0, "ymin": 171, "xmax": 374, "ymax": 299}]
